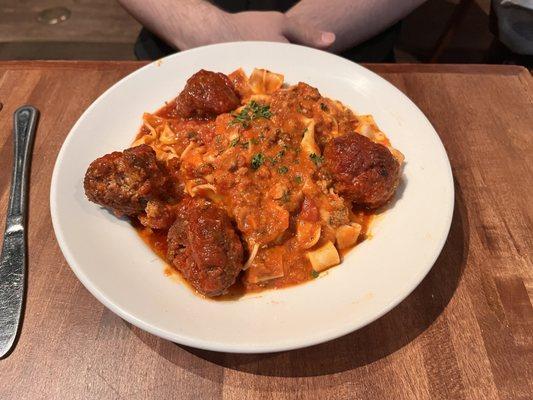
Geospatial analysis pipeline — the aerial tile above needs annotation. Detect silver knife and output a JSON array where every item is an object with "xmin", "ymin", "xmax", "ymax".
[{"xmin": 0, "ymin": 105, "xmax": 39, "ymax": 358}]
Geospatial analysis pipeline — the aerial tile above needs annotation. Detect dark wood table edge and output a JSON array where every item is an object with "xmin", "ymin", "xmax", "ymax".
[{"xmin": 0, "ymin": 60, "xmax": 530, "ymax": 78}]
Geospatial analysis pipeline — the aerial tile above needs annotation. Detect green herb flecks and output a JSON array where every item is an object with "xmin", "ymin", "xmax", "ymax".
[
  {"xmin": 278, "ymin": 166, "xmax": 289, "ymax": 174},
  {"xmin": 311, "ymin": 270, "xmax": 320, "ymax": 279},
  {"xmin": 294, "ymin": 175, "xmax": 303, "ymax": 184},
  {"xmin": 229, "ymin": 100, "xmax": 272, "ymax": 128},
  {"xmin": 280, "ymin": 190, "xmax": 291, "ymax": 203},
  {"xmin": 229, "ymin": 137, "xmax": 240, "ymax": 147},
  {"xmin": 309, "ymin": 153, "xmax": 324, "ymax": 166},
  {"xmin": 251, "ymin": 153, "xmax": 265, "ymax": 170},
  {"xmin": 269, "ymin": 149, "xmax": 286, "ymax": 165}
]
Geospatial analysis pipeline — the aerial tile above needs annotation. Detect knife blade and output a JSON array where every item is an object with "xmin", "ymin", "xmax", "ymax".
[{"xmin": 0, "ymin": 105, "xmax": 39, "ymax": 358}]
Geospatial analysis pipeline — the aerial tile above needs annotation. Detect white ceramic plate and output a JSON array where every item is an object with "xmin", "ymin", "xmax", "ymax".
[{"xmin": 51, "ymin": 42, "xmax": 454, "ymax": 353}]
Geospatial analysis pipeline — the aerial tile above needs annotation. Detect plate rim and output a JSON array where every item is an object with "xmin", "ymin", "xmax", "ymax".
[{"xmin": 50, "ymin": 41, "xmax": 455, "ymax": 353}]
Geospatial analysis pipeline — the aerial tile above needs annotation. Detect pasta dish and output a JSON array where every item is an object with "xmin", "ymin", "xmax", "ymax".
[{"xmin": 83, "ymin": 68, "xmax": 403, "ymax": 297}]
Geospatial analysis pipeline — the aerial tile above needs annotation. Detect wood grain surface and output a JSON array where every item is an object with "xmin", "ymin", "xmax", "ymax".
[
  {"xmin": 0, "ymin": 61, "xmax": 531, "ymax": 400},
  {"xmin": 0, "ymin": 1, "xmax": 140, "ymax": 61},
  {"xmin": 0, "ymin": 1, "xmax": 140, "ymax": 43}
]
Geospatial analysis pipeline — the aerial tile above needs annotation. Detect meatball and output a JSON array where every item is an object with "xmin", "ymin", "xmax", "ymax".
[
  {"xmin": 175, "ymin": 70, "xmax": 240, "ymax": 118},
  {"xmin": 84, "ymin": 144, "xmax": 171, "ymax": 216},
  {"xmin": 324, "ymin": 133, "xmax": 400, "ymax": 209},
  {"xmin": 138, "ymin": 200, "xmax": 178, "ymax": 230},
  {"xmin": 167, "ymin": 198, "xmax": 244, "ymax": 297},
  {"xmin": 270, "ymin": 82, "xmax": 321, "ymax": 117}
]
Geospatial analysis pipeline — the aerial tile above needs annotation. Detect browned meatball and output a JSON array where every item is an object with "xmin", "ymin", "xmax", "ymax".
[
  {"xmin": 324, "ymin": 133, "xmax": 400, "ymax": 209},
  {"xmin": 175, "ymin": 70, "xmax": 240, "ymax": 118},
  {"xmin": 84, "ymin": 144, "xmax": 171, "ymax": 216},
  {"xmin": 270, "ymin": 82, "xmax": 321, "ymax": 118},
  {"xmin": 167, "ymin": 198, "xmax": 244, "ymax": 297},
  {"xmin": 138, "ymin": 200, "xmax": 178, "ymax": 230}
]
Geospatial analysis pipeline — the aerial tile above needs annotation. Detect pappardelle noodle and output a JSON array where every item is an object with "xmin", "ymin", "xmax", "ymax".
[{"xmin": 83, "ymin": 68, "xmax": 403, "ymax": 297}]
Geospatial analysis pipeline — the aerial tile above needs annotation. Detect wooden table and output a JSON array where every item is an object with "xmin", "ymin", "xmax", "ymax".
[
  {"xmin": 0, "ymin": 1, "xmax": 140, "ymax": 60},
  {"xmin": 0, "ymin": 62, "xmax": 531, "ymax": 400}
]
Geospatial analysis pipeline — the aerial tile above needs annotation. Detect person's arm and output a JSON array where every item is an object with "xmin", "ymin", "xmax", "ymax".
[
  {"xmin": 118, "ymin": 0, "xmax": 335, "ymax": 50},
  {"xmin": 285, "ymin": 0, "xmax": 426, "ymax": 52},
  {"xmin": 117, "ymin": 0, "xmax": 233, "ymax": 50}
]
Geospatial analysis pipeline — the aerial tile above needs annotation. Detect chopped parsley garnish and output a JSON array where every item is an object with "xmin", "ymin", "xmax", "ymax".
[
  {"xmin": 251, "ymin": 153, "xmax": 265, "ymax": 170},
  {"xmin": 229, "ymin": 137, "xmax": 240, "ymax": 147},
  {"xmin": 309, "ymin": 153, "xmax": 324, "ymax": 166},
  {"xmin": 278, "ymin": 166, "xmax": 289, "ymax": 174},
  {"xmin": 311, "ymin": 270, "xmax": 320, "ymax": 279},
  {"xmin": 320, "ymin": 103, "xmax": 328, "ymax": 111},
  {"xmin": 250, "ymin": 137, "xmax": 259, "ymax": 145},
  {"xmin": 241, "ymin": 141, "xmax": 250, "ymax": 149},
  {"xmin": 294, "ymin": 175, "xmax": 303, "ymax": 184},
  {"xmin": 229, "ymin": 100, "xmax": 272, "ymax": 128},
  {"xmin": 269, "ymin": 149, "xmax": 286, "ymax": 165}
]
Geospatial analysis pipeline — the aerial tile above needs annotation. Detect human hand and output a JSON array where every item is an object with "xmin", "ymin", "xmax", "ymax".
[
  {"xmin": 224, "ymin": 11, "xmax": 290, "ymax": 43},
  {"xmin": 283, "ymin": 15, "xmax": 336, "ymax": 49},
  {"xmin": 184, "ymin": 10, "xmax": 335, "ymax": 50}
]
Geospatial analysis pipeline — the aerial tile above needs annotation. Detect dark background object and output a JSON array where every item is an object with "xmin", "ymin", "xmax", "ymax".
[{"xmin": 1, "ymin": 0, "xmax": 527, "ymax": 66}]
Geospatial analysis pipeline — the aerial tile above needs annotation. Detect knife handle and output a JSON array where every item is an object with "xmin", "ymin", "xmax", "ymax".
[
  {"xmin": 0, "ymin": 106, "xmax": 39, "ymax": 358},
  {"xmin": 8, "ymin": 106, "xmax": 39, "ymax": 219}
]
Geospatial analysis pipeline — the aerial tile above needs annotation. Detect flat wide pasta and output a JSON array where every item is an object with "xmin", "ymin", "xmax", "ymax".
[{"xmin": 84, "ymin": 68, "xmax": 403, "ymax": 297}]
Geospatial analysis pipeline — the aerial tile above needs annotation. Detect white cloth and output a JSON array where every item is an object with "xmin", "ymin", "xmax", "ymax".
[
  {"xmin": 500, "ymin": 0, "xmax": 533, "ymax": 7},
  {"xmin": 493, "ymin": 0, "xmax": 533, "ymax": 54}
]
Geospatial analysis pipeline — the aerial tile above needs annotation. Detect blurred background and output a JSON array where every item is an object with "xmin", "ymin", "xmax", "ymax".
[{"xmin": 0, "ymin": 0, "xmax": 531, "ymax": 66}]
